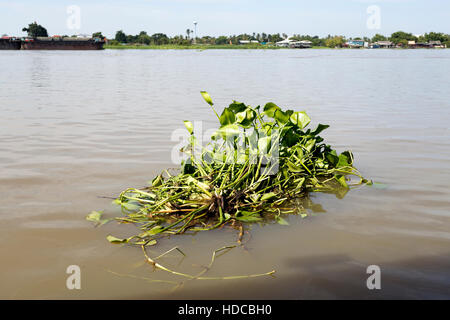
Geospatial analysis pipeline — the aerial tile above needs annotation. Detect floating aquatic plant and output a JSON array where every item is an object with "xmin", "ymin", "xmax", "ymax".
[{"xmin": 88, "ymin": 92, "xmax": 369, "ymax": 249}]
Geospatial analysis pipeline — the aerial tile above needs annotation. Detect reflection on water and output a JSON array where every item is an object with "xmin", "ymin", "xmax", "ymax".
[{"xmin": 0, "ymin": 49, "xmax": 449, "ymax": 299}]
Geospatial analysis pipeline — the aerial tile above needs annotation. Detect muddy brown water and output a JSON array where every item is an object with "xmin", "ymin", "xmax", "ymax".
[{"xmin": 1, "ymin": 49, "xmax": 449, "ymax": 299}]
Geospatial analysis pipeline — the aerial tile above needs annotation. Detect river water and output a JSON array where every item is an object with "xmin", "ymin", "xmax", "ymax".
[{"xmin": 0, "ymin": 49, "xmax": 449, "ymax": 299}]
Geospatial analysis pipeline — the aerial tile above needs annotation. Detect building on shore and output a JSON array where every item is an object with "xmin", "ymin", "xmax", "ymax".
[
  {"xmin": 290, "ymin": 40, "xmax": 312, "ymax": 48},
  {"xmin": 276, "ymin": 38, "xmax": 312, "ymax": 48},
  {"xmin": 275, "ymin": 38, "xmax": 292, "ymax": 47},
  {"xmin": 429, "ymin": 40, "xmax": 445, "ymax": 48},
  {"xmin": 238, "ymin": 40, "xmax": 259, "ymax": 45},
  {"xmin": 371, "ymin": 40, "xmax": 394, "ymax": 48},
  {"xmin": 345, "ymin": 40, "xmax": 368, "ymax": 48}
]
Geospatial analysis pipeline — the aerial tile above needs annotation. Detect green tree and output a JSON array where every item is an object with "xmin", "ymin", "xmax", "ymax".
[
  {"xmin": 137, "ymin": 31, "xmax": 151, "ymax": 44},
  {"xmin": 126, "ymin": 34, "xmax": 137, "ymax": 43},
  {"xmin": 389, "ymin": 31, "xmax": 416, "ymax": 44},
  {"xmin": 424, "ymin": 32, "xmax": 447, "ymax": 43},
  {"xmin": 325, "ymin": 36, "xmax": 344, "ymax": 48},
  {"xmin": 371, "ymin": 34, "xmax": 386, "ymax": 42},
  {"xmin": 22, "ymin": 22, "xmax": 48, "ymax": 38},
  {"xmin": 151, "ymin": 33, "xmax": 169, "ymax": 45},
  {"xmin": 115, "ymin": 30, "xmax": 127, "ymax": 43},
  {"xmin": 269, "ymin": 33, "xmax": 283, "ymax": 43},
  {"xmin": 215, "ymin": 36, "xmax": 228, "ymax": 45},
  {"xmin": 92, "ymin": 32, "xmax": 104, "ymax": 39}
]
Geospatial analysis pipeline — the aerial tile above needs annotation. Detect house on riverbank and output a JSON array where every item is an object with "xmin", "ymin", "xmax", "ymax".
[
  {"xmin": 345, "ymin": 40, "xmax": 368, "ymax": 48},
  {"xmin": 276, "ymin": 38, "xmax": 312, "ymax": 48},
  {"xmin": 371, "ymin": 41, "xmax": 394, "ymax": 48}
]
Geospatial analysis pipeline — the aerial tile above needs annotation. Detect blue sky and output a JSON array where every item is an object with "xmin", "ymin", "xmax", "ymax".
[{"xmin": 0, "ymin": 0, "xmax": 449, "ymax": 38}]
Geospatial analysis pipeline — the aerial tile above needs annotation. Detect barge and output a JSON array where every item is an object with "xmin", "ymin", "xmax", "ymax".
[
  {"xmin": 0, "ymin": 37, "xmax": 21, "ymax": 50},
  {"xmin": 0, "ymin": 36, "xmax": 105, "ymax": 50},
  {"xmin": 21, "ymin": 37, "xmax": 105, "ymax": 50}
]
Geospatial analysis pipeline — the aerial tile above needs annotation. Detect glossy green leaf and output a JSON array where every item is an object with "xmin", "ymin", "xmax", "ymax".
[
  {"xmin": 261, "ymin": 192, "xmax": 277, "ymax": 202},
  {"xmin": 287, "ymin": 161, "xmax": 302, "ymax": 172},
  {"xmin": 107, "ymin": 235, "xmax": 129, "ymax": 244},
  {"xmin": 290, "ymin": 111, "xmax": 311, "ymax": 129},
  {"xmin": 236, "ymin": 215, "xmax": 263, "ymax": 222},
  {"xmin": 152, "ymin": 174, "xmax": 163, "ymax": 187},
  {"xmin": 273, "ymin": 109, "xmax": 290, "ymax": 124},
  {"xmin": 326, "ymin": 150, "xmax": 339, "ymax": 166},
  {"xmin": 218, "ymin": 124, "xmax": 240, "ymax": 139},
  {"xmin": 236, "ymin": 108, "xmax": 256, "ymax": 128},
  {"xmin": 219, "ymin": 108, "xmax": 236, "ymax": 126},
  {"xmin": 258, "ymin": 136, "xmax": 272, "ymax": 153},
  {"xmin": 263, "ymin": 102, "xmax": 280, "ymax": 118},
  {"xmin": 276, "ymin": 216, "xmax": 289, "ymax": 225},
  {"xmin": 228, "ymin": 101, "xmax": 246, "ymax": 114},
  {"xmin": 200, "ymin": 91, "xmax": 213, "ymax": 106},
  {"xmin": 86, "ymin": 210, "xmax": 109, "ymax": 226},
  {"xmin": 310, "ymin": 124, "xmax": 330, "ymax": 136},
  {"xmin": 183, "ymin": 120, "xmax": 194, "ymax": 135},
  {"xmin": 86, "ymin": 210, "xmax": 103, "ymax": 223}
]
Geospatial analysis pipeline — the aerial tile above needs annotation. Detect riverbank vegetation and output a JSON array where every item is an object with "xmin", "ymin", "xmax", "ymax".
[{"xmin": 105, "ymin": 29, "xmax": 450, "ymax": 48}]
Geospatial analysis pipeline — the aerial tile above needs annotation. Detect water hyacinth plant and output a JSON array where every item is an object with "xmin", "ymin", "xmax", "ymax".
[{"xmin": 90, "ymin": 92, "xmax": 368, "ymax": 247}]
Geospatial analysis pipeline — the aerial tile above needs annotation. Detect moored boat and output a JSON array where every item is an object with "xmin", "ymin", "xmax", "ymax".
[
  {"xmin": 0, "ymin": 37, "xmax": 21, "ymax": 50},
  {"xmin": 21, "ymin": 37, "xmax": 105, "ymax": 50}
]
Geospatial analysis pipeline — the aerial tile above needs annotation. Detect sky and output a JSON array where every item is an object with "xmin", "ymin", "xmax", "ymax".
[{"xmin": 0, "ymin": 0, "xmax": 449, "ymax": 38}]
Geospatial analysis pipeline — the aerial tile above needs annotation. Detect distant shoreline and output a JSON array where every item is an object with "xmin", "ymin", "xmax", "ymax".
[{"xmin": 104, "ymin": 44, "xmax": 447, "ymax": 50}]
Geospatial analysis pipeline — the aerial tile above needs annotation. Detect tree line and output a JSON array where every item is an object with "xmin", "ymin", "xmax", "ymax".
[
  {"xmin": 110, "ymin": 30, "xmax": 450, "ymax": 47},
  {"xmin": 17, "ymin": 23, "xmax": 450, "ymax": 48}
]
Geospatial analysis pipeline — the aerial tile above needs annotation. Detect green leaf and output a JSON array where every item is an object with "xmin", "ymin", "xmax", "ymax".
[
  {"xmin": 290, "ymin": 111, "xmax": 311, "ymax": 129},
  {"xmin": 304, "ymin": 139, "xmax": 316, "ymax": 152},
  {"xmin": 218, "ymin": 124, "xmax": 240, "ymax": 139},
  {"xmin": 228, "ymin": 101, "xmax": 246, "ymax": 113},
  {"xmin": 310, "ymin": 124, "xmax": 329, "ymax": 136},
  {"xmin": 263, "ymin": 102, "xmax": 280, "ymax": 118},
  {"xmin": 152, "ymin": 174, "xmax": 163, "ymax": 187},
  {"xmin": 142, "ymin": 225, "xmax": 164, "ymax": 236},
  {"xmin": 335, "ymin": 175, "xmax": 349, "ymax": 188},
  {"xmin": 236, "ymin": 215, "xmax": 263, "ymax": 222},
  {"xmin": 326, "ymin": 150, "xmax": 339, "ymax": 166},
  {"xmin": 135, "ymin": 239, "xmax": 157, "ymax": 246},
  {"xmin": 183, "ymin": 120, "xmax": 194, "ymax": 135},
  {"xmin": 86, "ymin": 210, "xmax": 103, "ymax": 223},
  {"xmin": 120, "ymin": 201, "xmax": 141, "ymax": 212},
  {"xmin": 261, "ymin": 192, "xmax": 277, "ymax": 202},
  {"xmin": 276, "ymin": 216, "xmax": 289, "ymax": 225},
  {"xmin": 200, "ymin": 91, "xmax": 213, "ymax": 106},
  {"xmin": 287, "ymin": 161, "xmax": 302, "ymax": 172},
  {"xmin": 273, "ymin": 109, "xmax": 290, "ymax": 124},
  {"xmin": 106, "ymin": 235, "xmax": 129, "ymax": 244},
  {"xmin": 337, "ymin": 152, "xmax": 353, "ymax": 168},
  {"xmin": 86, "ymin": 210, "xmax": 109, "ymax": 226},
  {"xmin": 236, "ymin": 108, "xmax": 256, "ymax": 128},
  {"xmin": 258, "ymin": 136, "xmax": 272, "ymax": 153},
  {"xmin": 282, "ymin": 128, "xmax": 301, "ymax": 147},
  {"xmin": 219, "ymin": 108, "xmax": 236, "ymax": 126},
  {"xmin": 249, "ymin": 194, "xmax": 261, "ymax": 203}
]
